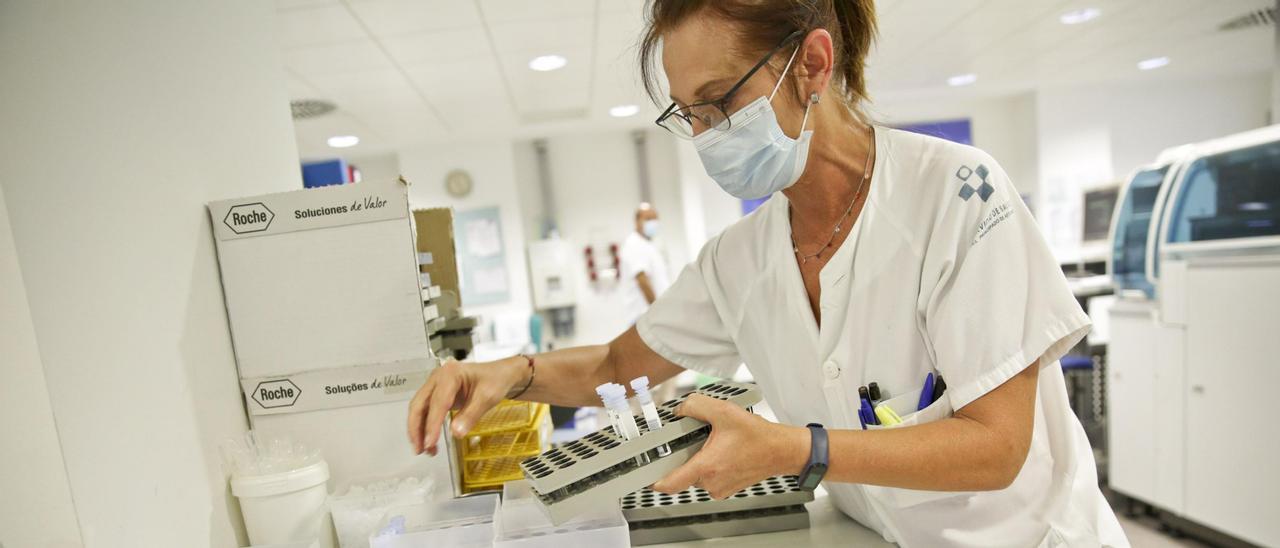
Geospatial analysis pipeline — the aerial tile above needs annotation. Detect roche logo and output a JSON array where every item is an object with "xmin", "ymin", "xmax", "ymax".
[
  {"xmin": 224, "ymin": 202, "xmax": 275, "ymax": 234},
  {"xmin": 252, "ymin": 379, "xmax": 301, "ymax": 409},
  {"xmin": 955, "ymin": 164, "xmax": 995, "ymax": 202}
]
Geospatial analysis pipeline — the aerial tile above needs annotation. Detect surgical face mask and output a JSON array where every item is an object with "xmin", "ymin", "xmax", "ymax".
[
  {"xmin": 642, "ymin": 219, "xmax": 660, "ymax": 239},
  {"xmin": 692, "ymin": 47, "xmax": 815, "ymax": 200}
]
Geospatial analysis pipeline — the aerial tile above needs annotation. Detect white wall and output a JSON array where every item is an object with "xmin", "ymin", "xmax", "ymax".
[
  {"xmin": 350, "ymin": 152, "xmax": 402, "ymax": 186},
  {"xmin": 667, "ymin": 136, "xmax": 745, "ymax": 254},
  {"xmin": 1034, "ymin": 72, "xmax": 1272, "ymax": 259},
  {"xmin": 0, "ymin": 186, "xmax": 82, "ymax": 547},
  {"xmin": 398, "ymin": 141, "xmax": 534, "ymax": 325},
  {"xmin": 509, "ymin": 129, "xmax": 701, "ymax": 347},
  {"xmin": 874, "ymin": 91, "xmax": 1041, "ymax": 196},
  {"xmin": 0, "ymin": 1, "xmax": 302, "ymax": 545}
]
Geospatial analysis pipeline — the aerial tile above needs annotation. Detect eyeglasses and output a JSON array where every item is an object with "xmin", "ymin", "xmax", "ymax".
[{"xmin": 655, "ymin": 30, "xmax": 804, "ymax": 139}]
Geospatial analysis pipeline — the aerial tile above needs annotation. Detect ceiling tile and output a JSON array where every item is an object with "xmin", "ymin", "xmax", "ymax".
[
  {"xmin": 478, "ymin": 0, "xmax": 595, "ymax": 24},
  {"xmin": 307, "ymin": 69, "xmax": 423, "ymax": 112},
  {"xmin": 346, "ymin": 0, "xmax": 482, "ymax": 36},
  {"xmin": 283, "ymin": 39, "xmax": 394, "ymax": 75},
  {"xmin": 358, "ymin": 108, "xmax": 451, "ymax": 143},
  {"xmin": 599, "ymin": 0, "xmax": 645, "ymax": 14},
  {"xmin": 381, "ymin": 27, "xmax": 492, "ymax": 67},
  {"xmin": 276, "ymin": 0, "xmax": 339, "ymax": 11},
  {"xmin": 276, "ymin": 4, "xmax": 368, "ymax": 49},
  {"xmin": 292, "ymin": 110, "xmax": 385, "ymax": 159},
  {"xmin": 487, "ymin": 16, "xmax": 594, "ymax": 56},
  {"xmin": 284, "ymin": 72, "xmax": 323, "ymax": 99},
  {"xmin": 407, "ymin": 60, "xmax": 507, "ymax": 95}
]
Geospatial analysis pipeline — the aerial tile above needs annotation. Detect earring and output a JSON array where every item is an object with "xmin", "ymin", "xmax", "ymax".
[{"xmin": 810, "ymin": 92, "xmax": 820, "ymax": 105}]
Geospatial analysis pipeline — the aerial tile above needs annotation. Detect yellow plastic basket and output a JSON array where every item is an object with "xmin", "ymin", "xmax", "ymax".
[
  {"xmin": 459, "ymin": 400, "xmax": 544, "ymax": 437},
  {"xmin": 455, "ymin": 401, "xmax": 551, "ymax": 493},
  {"xmin": 461, "ymin": 455, "xmax": 528, "ymax": 492},
  {"xmin": 461, "ymin": 408, "xmax": 548, "ymax": 462}
]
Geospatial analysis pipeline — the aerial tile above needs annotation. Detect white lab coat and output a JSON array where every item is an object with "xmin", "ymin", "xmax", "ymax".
[
  {"xmin": 637, "ymin": 128, "xmax": 1128, "ymax": 547},
  {"xmin": 620, "ymin": 231, "xmax": 671, "ymax": 326}
]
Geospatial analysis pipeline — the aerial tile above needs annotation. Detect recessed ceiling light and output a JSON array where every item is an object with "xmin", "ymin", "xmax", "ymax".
[
  {"xmin": 947, "ymin": 73, "xmax": 977, "ymax": 87},
  {"xmin": 1060, "ymin": 8, "xmax": 1101, "ymax": 25},
  {"xmin": 327, "ymin": 135, "xmax": 359, "ymax": 148},
  {"xmin": 609, "ymin": 104, "xmax": 639, "ymax": 118},
  {"xmin": 1137, "ymin": 56, "xmax": 1170, "ymax": 71},
  {"xmin": 529, "ymin": 54, "xmax": 567, "ymax": 72}
]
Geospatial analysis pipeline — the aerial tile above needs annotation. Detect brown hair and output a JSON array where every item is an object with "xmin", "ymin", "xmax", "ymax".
[{"xmin": 639, "ymin": 0, "xmax": 877, "ymax": 112}]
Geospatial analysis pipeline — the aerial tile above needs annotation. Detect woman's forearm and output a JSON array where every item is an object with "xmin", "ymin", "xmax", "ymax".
[
  {"xmin": 504, "ymin": 344, "xmax": 614, "ymax": 407},
  {"xmin": 766, "ymin": 416, "xmax": 1025, "ymax": 493},
  {"xmin": 506, "ymin": 326, "xmax": 686, "ymax": 408},
  {"xmin": 827, "ymin": 417, "xmax": 1025, "ymax": 491},
  {"xmin": 772, "ymin": 363, "xmax": 1039, "ymax": 492}
]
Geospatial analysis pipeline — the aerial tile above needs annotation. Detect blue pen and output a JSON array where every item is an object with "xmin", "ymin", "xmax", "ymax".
[
  {"xmin": 860, "ymin": 397, "xmax": 877, "ymax": 426},
  {"xmin": 918, "ymin": 373, "xmax": 935, "ymax": 411}
]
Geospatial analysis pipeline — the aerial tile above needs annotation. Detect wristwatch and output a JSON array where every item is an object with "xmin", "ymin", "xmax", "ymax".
[{"xmin": 798, "ymin": 423, "xmax": 829, "ymax": 491}]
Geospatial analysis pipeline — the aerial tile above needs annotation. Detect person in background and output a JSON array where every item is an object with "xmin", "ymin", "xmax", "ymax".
[{"xmin": 619, "ymin": 203, "xmax": 671, "ymax": 326}]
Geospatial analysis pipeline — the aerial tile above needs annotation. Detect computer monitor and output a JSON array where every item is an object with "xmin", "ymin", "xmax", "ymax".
[{"xmin": 1083, "ymin": 187, "xmax": 1120, "ymax": 243}]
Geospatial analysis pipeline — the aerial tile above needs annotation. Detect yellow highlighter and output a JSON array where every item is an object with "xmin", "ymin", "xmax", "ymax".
[{"xmin": 874, "ymin": 403, "xmax": 903, "ymax": 427}]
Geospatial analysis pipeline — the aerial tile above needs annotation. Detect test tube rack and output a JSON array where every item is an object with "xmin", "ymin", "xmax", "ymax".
[
  {"xmin": 621, "ymin": 475, "xmax": 814, "ymax": 545},
  {"xmin": 519, "ymin": 381, "xmax": 762, "ymax": 524}
]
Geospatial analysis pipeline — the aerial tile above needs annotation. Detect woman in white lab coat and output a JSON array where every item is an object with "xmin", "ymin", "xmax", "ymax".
[{"xmin": 408, "ymin": 1, "xmax": 1126, "ymax": 546}]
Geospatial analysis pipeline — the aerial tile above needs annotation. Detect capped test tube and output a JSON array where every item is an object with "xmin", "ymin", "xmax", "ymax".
[
  {"xmin": 595, "ymin": 383, "xmax": 624, "ymax": 432},
  {"xmin": 597, "ymin": 382, "xmax": 648, "ymax": 465},
  {"xmin": 630, "ymin": 376, "xmax": 672, "ymax": 457}
]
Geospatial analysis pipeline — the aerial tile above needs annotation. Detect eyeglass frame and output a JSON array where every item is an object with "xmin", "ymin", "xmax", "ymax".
[{"xmin": 654, "ymin": 29, "xmax": 806, "ymax": 138}]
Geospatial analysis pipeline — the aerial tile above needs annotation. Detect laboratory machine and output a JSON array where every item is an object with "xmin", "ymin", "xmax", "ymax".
[{"xmin": 1106, "ymin": 125, "xmax": 1280, "ymax": 547}]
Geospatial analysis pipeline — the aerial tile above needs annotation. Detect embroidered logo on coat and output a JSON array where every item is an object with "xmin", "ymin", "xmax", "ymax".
[{"xmin": 955, "ymin": 164, "xmax": 995, "ymax": 202}]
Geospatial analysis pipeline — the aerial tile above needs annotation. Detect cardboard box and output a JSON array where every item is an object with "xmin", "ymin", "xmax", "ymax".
[
  {"xmin": 208, "ymin": 178, "xmax": 453, "ymax": 492},
  {"xmin": 412, "ymin": 208, "xmax": 461, "ymax": 304},
  {"xmin": 209, "ymin": 179, "xmax": 429, "ymax": 376}
]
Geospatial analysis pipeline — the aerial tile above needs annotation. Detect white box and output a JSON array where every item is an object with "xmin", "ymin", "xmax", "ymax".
[{"xmin": 209, "ymin": 179, "xmax": 453, "ymax": 492}]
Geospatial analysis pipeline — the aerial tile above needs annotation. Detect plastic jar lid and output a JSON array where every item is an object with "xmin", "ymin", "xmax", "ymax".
[{"xmin": 231, "ymin": 460, "xmax": 329, "ymax": 499}]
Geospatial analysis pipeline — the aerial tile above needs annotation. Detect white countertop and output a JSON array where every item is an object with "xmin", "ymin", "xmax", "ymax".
[{"xmin": 650, "ymin": 492, "xmax": 895, "ymax": 547}]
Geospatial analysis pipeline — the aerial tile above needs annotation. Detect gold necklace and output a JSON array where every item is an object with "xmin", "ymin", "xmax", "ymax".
[{"xmin": 792, "ymin": 126, "xmax": 874, "ymax": 264}]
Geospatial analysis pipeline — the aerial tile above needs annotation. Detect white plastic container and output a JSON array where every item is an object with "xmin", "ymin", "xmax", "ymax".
[
  {"xmin": 232, "ymin": 460, "xmax": 331, "ymax": 546},
  {"xmin": 495, "ymin": 480, "xmax": 629, "ymax": 547},
  {"xmin": 369, "ymin": 494, "xmax": 498, "ymax": 548},
  {"xmin": 329, "ymin": 475, "xmax": 434, "ymax": 548}
]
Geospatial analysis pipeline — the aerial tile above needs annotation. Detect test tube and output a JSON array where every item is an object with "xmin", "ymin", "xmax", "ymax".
[
  {"xmin": 596, "ymin": 382, "xmax": 649, "ymax": 465},
  {"xmin": 629, "ymin": 376, "xmax": 672, "ymax": 457},
  {"xmin": 595, "ymin": 383, "xmax": 625, "ymax": 434}
]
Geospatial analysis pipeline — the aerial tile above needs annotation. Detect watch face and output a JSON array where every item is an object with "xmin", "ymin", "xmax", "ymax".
[{"xmin": 800, "ymin": 463, "xmax": 827, "ymax": 490}]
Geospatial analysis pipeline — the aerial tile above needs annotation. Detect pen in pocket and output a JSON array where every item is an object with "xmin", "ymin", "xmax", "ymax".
[
  {"xmin": 858, "ymin": 385, "xmax": 877, "ymax": 426},
  {"xmin": 918, "ymin": 373, "xmax": 935, "ymax": 411}
]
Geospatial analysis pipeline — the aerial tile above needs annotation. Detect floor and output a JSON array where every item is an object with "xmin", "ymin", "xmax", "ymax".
[{"xmin": 1116, "ymin": 514, "xmax": 1213, "ymax": 547}]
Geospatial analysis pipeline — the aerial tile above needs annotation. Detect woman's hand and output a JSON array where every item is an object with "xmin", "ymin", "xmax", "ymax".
[
  {"xmin": 652, "ymin": 394, "xmax": 810, "ymax": 499},
  {"xmin": 406, "ymin": 357, "xmax": 528, "ymax": 456}
]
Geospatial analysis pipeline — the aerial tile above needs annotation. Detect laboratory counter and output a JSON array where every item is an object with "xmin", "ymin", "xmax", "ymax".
[{"xmin": 650, "ymin": 492, "xmax": 895, "ymax": 547}]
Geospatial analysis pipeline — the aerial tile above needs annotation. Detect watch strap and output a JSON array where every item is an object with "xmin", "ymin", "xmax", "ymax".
[{"xmin": 799, "ymin": 423, "xmax": 829, "ymax": 491}]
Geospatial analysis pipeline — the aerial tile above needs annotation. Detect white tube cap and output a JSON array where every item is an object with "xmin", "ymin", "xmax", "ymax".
[{"xmin": 629, "ymin": 376, "xmax": 650, "ymax": 392}]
